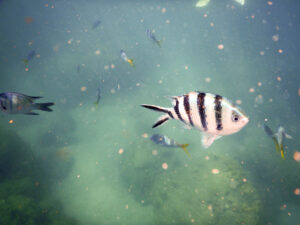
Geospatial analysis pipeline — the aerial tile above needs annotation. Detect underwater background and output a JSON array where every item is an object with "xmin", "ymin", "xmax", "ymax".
[{"xmin": 0, "ymin": 0, "xmax": 300, "ymax": 224}]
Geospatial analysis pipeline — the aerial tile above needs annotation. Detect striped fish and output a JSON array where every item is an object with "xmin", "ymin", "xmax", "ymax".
[{"xmin": 141, "ymin": 91, "xmax": 249, "ymax": 148}]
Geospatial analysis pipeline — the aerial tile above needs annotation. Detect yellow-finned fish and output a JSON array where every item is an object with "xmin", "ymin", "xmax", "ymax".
[
  {"xmin": 120, "ymin": 49, "xmax": 134, "ymax": 67},
  {"xmin": 264, "ymin": 125, "xmax": 293, "ymax": 159},
  {"xmin": 142, "ymin": 91, "xmax": 249, "ymax": 148},
  {"xmin": 150, "ymin": 134, "xmax": 190, "ymax": 157}
]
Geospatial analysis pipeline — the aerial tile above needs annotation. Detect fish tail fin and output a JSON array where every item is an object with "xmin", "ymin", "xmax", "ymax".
[
  {"xmin": 141, "ymin": 104, "xmax": 172, "ymax": 128},
  {"xmin": 178, "ymin": 144, "xmax": 190, "ymax": 157},
  {"xmin": 127, "ymin": 59, "xmax": 134, "ymax": 67},
  {"xmin": 280, "ymin": 144, "xmax": 285, "ymax": 160},
  {"xmin": 264, "ymin": 124, "xmax": 274, "ymax": 137},
  {"xmin": 35, "ymin": 102, "xmax": 55, "ymax": 112},
  {"xmin": 273, "ymin": 138, "xmax": 280, "ymax": 152}
]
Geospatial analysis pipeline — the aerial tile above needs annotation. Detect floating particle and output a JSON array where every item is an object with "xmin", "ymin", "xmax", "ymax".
[
  {"xmin": 272, "ymin": 34, "xmax": 279, "ymax": 42},
  {"xmin": 45, "ymin": 3, "xmax": 49, "ymax": 7},
  {"xmin": 28, "ymin": 41, "xmax": 33, "ymax": 46},
  {"xmin": 217, "ymin": 44, "xmax": 224, "ymax": 50},
  {"xmin": 156, "ymin": 64, "xmax": 160, "ymax": 67},
  {"xmin": 264, "ymin": 118, "xmax": 268, "ymax": 122},
  {"xmin": 158, "ymin": 80, "xmax": 163, "ymax": 84},
  {"xmin": 25, "ymin": 16, "xmax": 33, "ymax": 24},
  {"xmin": 140, "ymin": 19, "xmax": 144, "ymax": 23},
  {"xmin": 293, "ymin": 151, "xmax": 300, "ymax": 162},
  {"xmin": 205, "ymin": 77, "xmax": 211, "ymax": 83},
  {"xmin": 242, "ymin": 178, "xmax": 247, "ymax": 182},
  {"xmin": 117, "ymin": 84, "xmax": 121, "ymax": 90},
  {"xmin": 76, "ymin": 174, "xmax": 80, "ymax": 179},
  {"xmin": 207, "ymin": 205, "xmax": 213, "ymax": 211},
  {"xmin": 136, "ymin": 83, "xmax": 140, "ymax": 87},
  {"xmin": 235, "ymin": 99, "xmax": 242, "ymax": 105},
  {"xmin": 249, "ymin": 88, "xmax": 255, "ymax": 93},
  {"xmin": 104, "ymin": 65, "xmax": 109, "ymax": 70},
  {"xmin": 258, "ymin": 82, "xmax": 262, "ymax": 86},
  {"xmin": 267, "ymin": 1, "xmax": 273, "ymax": 5},
  {"xmin": 288, "ymin": 212, "xmax": 292, "ymax": 216},
  {"xmin": 25, "ymin": 68, "xmax": 29, "ymax": 72},
  {"xmin": 210, "ymin": 22, "xmax": 214, "ymax": 27},
  {"xmin": 141, "ymin": 200, "xmax": 144, "ymax": 204},
  {"xmin": 255, "ymin": 95, "xmax": 263, "ymax": 104},
  {"xmin": 191, "ymin": 219, "xmax": 195, "ymax": 223},
  {"xmin": 111, "ymin": 88, "xmax": 116, "ymax": 94},
  {"xmin": 166, "ymin": 19, "xmax": 170, "ymax": 24},
  {"xmin": 67, "ymin": 39, "xmax": 73, "ymax": 44},
  {"xmin": 251, "ymin": 14, "xmax": 255, "ymax": 19},
  {"xmin": 298, "ymin": 88, "xmax": 300, "ymax": 96},
  {"xmin": 152, "ymin": 150, "xmax": 158, "ymax": 156},
  {"xmin": 36, "ymin": 54, "xmax": 40, "ymax": 58},
  {"xmin": 277, "ymin": 76, "xmax": 281, "ymax": 81},
  {"xmin": 9, "ymin": 120, "xmax": 13, "ymax": 124},
  {"xmin": 161, "ymin": 8, "xmax": 166, "ymax": 13},
  {"xmin": 95, "ymin": 50, "xmax": 101, "ymax": 55},
  {"xmin": 259, "ymin": 51, "xmax": 265, "ymax": 56},
  {"xmin": 211, "ymin": 169, "xmax": 219, "ymax": 174},
  {"xmin": 276, "ymin": 25, "xmax": 280, "ymax": 31},
  {"xmin": 203, "ymin": 14, "xmax": 208, "ymax": 18},
  {"xmin": 269, "ymin": 98, "xmax": 273, "ymax": 102},
  {"xmin": 76, "ymin": 40, "xmax": 81, "ymax": 44},
  {"xmin": 294, "ymin": 188, "xmax": 300, "ymax": 195},
  {"xmin": 125, "ymin": 204, "xmax": 128, "ymax": 209},
  {"xmin": 80, "ymin": 86, "xmax": 87, "ymax": 92},
  {"xmin": 162, "ymin": 162, "xmax": 168, "ymax": 170},
  {"xmin": 111, "ymin": 64, "xmax": 115, "ymax": 69},
  {"xmin": 278, "ymin": 49, "xmax": 283, "ymax": 54},
  {"xmin": 118, "ymin": 148, "xmax": 124, "ymax": 154},
  {"xmin": 185, "ymin": 66, "xmax": 188, "ymax": 70},
  {"xmin": 205, "ymin": 156, "xmax": 210, "ymax": 160}
]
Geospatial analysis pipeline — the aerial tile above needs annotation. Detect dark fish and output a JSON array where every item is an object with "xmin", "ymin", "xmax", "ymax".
[
  {"xmin": 77, "ymin": 64, "xmax": 81, "ymax": 73},
  {"xmin": 92, "ymin": 20, "xmax": 101, "ymax": 29},
  {"xmin": 94, "ymin": 86, "xmax": 101, "ymax": 106},
  {"xmin": 142, "ymin": 91, "xmax": 249, "ymax": 148},
  {"xmin": 150, "ymin": 134, "xmax": 190, "ymax": 156},
  {"xmin": 23, "ymin": 50, "xmax": 36, "ymax": 66},
  {"xmin": 0, "ymin": 92, "xmax": 54, "ymax": 115},
  {"xmin": 146, "ymin": 29, "xmax": 161, "ymax": 48}
]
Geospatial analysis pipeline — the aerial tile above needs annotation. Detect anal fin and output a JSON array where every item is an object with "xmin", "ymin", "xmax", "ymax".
[{"xmin": 153, "ymin": 115, "xmax": 169, "ymax": 128}]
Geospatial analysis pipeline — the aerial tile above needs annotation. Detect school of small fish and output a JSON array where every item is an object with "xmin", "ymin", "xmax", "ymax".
[{"xmin": 1, "ymin": 1, "xmax": 294, "ymax": 160}]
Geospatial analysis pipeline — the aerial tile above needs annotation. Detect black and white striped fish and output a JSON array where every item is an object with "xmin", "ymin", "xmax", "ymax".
[{"xmin": 141, "ymin": 91, "xmax": 249, "ymax": 148}]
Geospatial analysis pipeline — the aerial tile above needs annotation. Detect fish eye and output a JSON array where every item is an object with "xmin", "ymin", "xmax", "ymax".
[{"xmin": 232, "ymin": 113, "xmax": 240, "ymax": 122}]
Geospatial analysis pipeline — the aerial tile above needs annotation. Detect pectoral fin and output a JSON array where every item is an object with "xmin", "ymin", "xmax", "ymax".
[{"xmin": 202, "ymin": 133, "xmax": 221, "ymax": 148}]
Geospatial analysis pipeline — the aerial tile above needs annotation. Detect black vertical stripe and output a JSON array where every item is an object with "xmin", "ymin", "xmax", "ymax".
[
  {"xmin": 214, "ymin": 95, "xmax": 223, "ymax": 131},
  {"xmin": 197, "ymin": 92, "xmax": 207, "ymax": 131},
  {"xmin": 174, "ymin": 98, "xmax": 184, "ymax": 123},
  {"xmin": 183, "ymin": 95, "xmax": 194, "ymax": 126}
]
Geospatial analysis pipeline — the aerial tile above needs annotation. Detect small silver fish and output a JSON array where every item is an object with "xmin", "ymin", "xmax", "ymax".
[
  {"xmin": 142, "ymin": 91, "xmax": 249, "ymax": 148},
  {"xmin": 264, "ymin": 125, "xmax": 293, "ymax": 159},
  {"xmin": 120, "ymin": 49, "xmax": 134, "ymax": 67},
  {"xmin": 146, "ymin": 29, "xmax": 161, "ymax": 48},
  {"xmin": 0, "ymin": 92, "xmax": 54, "ymax": 115},
  {"xmin": 150, "ymin": 134, "xmax": 190, "ymax": 156}
]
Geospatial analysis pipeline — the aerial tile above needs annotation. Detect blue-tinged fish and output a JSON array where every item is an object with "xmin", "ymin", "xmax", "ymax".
[
  {"xmin": 23, "ymin": 50, "xmax": 36, "ymax": 67},
  {"xmin": 146, "ymin": 29, "xmax": 161, "ymax": 48},
  {"xmin": 0, "ymin": 92, "xmax": 54, "ymax": 115},
  {"xmin": 142, "ymin": 91, "xmax": 249, "ymax": 148},
  {"xmin": 150, "ymin": 134, "xmax": 190, "ymax": 156},
  {"xmin": 120, "ymin": 49, "xmax": 134, "ymax": 67},
  {"xmin": 264, "ymin": 125, "xmax": 292, "ymax": 160},
  {"xmin": 76, "ymin": 64, "xmax": 81, "ymax": 73},
  {"xmin": 92, "ymin": 20, "xmax": 101, "ymax": 29},
  {"xmin": 94, "ymin": 86, "xmax": 101, "ymax": 107}
]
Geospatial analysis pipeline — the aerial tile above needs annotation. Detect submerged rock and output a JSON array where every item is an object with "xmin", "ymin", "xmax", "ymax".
[{"xmin": 149, "ymin": 154, "xmax": 261, "ymax": 225}]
